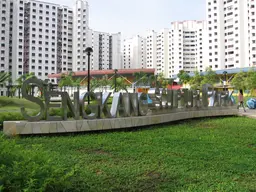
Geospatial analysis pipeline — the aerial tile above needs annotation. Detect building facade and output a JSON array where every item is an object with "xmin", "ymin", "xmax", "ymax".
[
  {"xmin": 122, "ymin": 35, "xmax": 146, "ymax": 69},
  {"xmin": 146, "ymin": 30, "xmax": 157, "ymax": 70},
  {"xmin": 0, "ymin": 0, "xmax": 121, "ymax": 95},
  {"xmin": 156, "ymin": 29, "xmax": 169, "ymax": 77},
  {"xmin": 72, "ymin": 0, "xmax": 89, "ymax": 72},
  {"xmin": 169, "ymin": 21, "xmax": 208, "ymax": 78},
  {"xmin": 206, "ymin": 0, "xmax": 256, "ymax": 70}
]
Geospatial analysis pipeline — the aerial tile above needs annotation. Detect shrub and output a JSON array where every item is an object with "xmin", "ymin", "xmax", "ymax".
[
  {"xmin": 0, "ymin": 135, "xmax": 88, "ymax": 191},
  {"xmin": 0, "ymin": 112, "xmax": 25, "ymax": 128}
]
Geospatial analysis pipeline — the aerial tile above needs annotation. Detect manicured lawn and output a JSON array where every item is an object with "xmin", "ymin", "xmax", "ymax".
[
  {"xmin": 1, "ymin": 116, "xmax": 256, "ymax": 191},
  {"xmin": 0, "ymin": 96, "xmax": 39, "ymax": 112}
]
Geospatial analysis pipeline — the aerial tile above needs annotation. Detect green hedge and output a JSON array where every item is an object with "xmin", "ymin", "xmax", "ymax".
[
  {"xmin": 0, "ymin": 135, "xmax": 88, "ymax": 191},
  {"xmin": 0, "ymin": 109, "xmax": 74, "ymax": 128},
  {"xmin": 0, "ymin": 112, "xmax": 25, "ymax": 127}
]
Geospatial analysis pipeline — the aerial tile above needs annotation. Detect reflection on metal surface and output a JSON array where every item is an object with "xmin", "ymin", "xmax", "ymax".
[{"xmin": 20, "ymin": 77, "xmax": 234, "ymax": 122}]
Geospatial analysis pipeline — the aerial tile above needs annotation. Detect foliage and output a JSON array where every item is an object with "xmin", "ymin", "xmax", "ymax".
[
  {"xmin": 16, "ymin": 72, "xmax": 35, "ymax": 88},
  {"xmin": 99, "ymin": 75, "xmax": 110, "ymax": 92},
  {"xmin": 58, "ymin": 72, "xmax": 76, "ymax": 88},
  {"xmin": 0, "ymin": 97, "xmax": 39, "ymax": 109},
  {"xmin": 245, "ymin": 69, "xmax": 256, "ymax": 94},
  {"xmin": 0, "ymin": 135, "xmax": 87, "ymax": 191},
  {"xmin": 0, "ymin": 112, "xmax": 25, "ymax": 127},
  {"xmin": 156, "ymin": 73, "xmax": 173, "ymax": 88},
  {"xmin": 189, "ymin": 70, "xmax": 203, "ymax": 90},
  {"xmin": 133, "ymin": 71, "xmax": 148, "ymax": 87},
  {"xmin": 111, "ymin": 77, "xmax": 130, "ymax": 92},
  {"xmin": 177, "ymin": 70, "xmax": 191, "ymax": 86},
  {"xmin": 149, "ymin": 75, "xmax": 157, "ymax": 87},
  {"xmin": 0, "ymin": 72, "xmax": 10, "ymax": 84},
  {"xmin": 90, "ymin": 78, "xmax": 100, "ymax": 92},
  {"xmin": 230, "ymin": 70, "xmax": 256, "ymax": 94},
  {"xmin": 201, "ymin": 67, "xmax": 218, "ymax": 86},
  {"xmin": 15, "ymin": 72, "xmax": 36, "ymax": 97},
  {"xmin": 1, "ymin": 117, "xmax": 256, "ymax": 191}
]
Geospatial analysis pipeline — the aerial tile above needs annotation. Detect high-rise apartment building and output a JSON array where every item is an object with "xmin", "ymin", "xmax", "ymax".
[
  {"xmin": 122, "ymin": 35, "xmax": 146, "ymax": 69},
  {"xmin": 206, "ymin": 0, "xmax": 256, "ymax": 69},
  {"xmin": 23, "ymin": 0, "xmax": 74, "ymax": 82},
  {"xmin": 110, "ymin": 32, "xmax": 122, "ymax": 69},
  {"xmin": 0, "ymin": 0, "xmax": 11, "ymax": 75},
  {"xmin": 121, "ymin": 22, "xmax": 208, "ymax": 79},
  {"xmin": 168, "ymin": 21, "xmax": 208, "ymax": 77},
  {"xmin": 146, "ymin": 30, "xmax": 157, "ymax": 69},
  {"xmin": 156, "ymin": 29, "xmax": 169, "ymax": 77},
  {"xmin": 83, "ymin": 30, "xmax": 121, "ymax": 71},
  {"xmin": 72, "ymin": 0, "xmax": 89, "ymax": 71},
  {"xmin": 0, "ymin": 0, "xmax": 121, "ymax": 95}
]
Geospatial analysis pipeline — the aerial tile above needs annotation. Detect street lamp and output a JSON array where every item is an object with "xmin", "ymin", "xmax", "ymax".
[
  {"xmin": 223, "ymin": 71, "xmax": 227, "ymax": 91},
  {"xmin": 114, "ymin": 69, "xmax": 118, "ymax": 92},
  {"xmin": 85, "ymin": 47, "xmax": 93, "ymax": 104}
]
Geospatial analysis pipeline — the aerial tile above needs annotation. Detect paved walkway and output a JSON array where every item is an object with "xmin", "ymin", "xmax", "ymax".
[{"xmin": 238, "ymin": 108, "xmax": 256, "ymax": 119}]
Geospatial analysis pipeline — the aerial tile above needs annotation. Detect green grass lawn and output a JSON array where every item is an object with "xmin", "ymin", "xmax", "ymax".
[
  {"xmin": 0, "ymin": 96, "xmax": 39, "ymax": 112},
  {"xmin": 1, "ymin": 116, "xmax": 256, "ymax": 191}
]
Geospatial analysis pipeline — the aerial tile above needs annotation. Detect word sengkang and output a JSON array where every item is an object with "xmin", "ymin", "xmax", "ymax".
[{"xmin": 21, "ymin": 78, "xmax": 234, "ymax": 122}]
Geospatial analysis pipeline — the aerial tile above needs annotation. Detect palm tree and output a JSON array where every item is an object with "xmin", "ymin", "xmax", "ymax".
[
  {"xmin": 133, "ymin": 71, "xmax": 148, "ymax": 87},
  {"xmin": 0, "ymin": 72, "xmax": 10, "ymax": 84},
  {"xmin": 90, "ymin": 78, "xmax": 100, "ymax": 92},
  {"xmin": 149, "ymin": 75, "xmax": 157, "ymax": 88},
  {"xmin": 16, "ymin": 72, "xmax": 35, "ymax": 98},
  {"xmin": 58, "ymin": 72, "xmax": 74, "ymax": 91},
  {"xmin": 111, "ymin": 77, "xmax": 129, "ymax": 92},
  {"xmin": 99, "ymin": 75, "xmax": 110, "ymax": 92}
]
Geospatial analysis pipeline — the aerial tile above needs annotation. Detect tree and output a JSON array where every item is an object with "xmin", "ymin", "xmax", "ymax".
[
  {"xmin": 133, "ymin": 71, "xmax": 148, "ymax": 87},
  {"xmin": 90, "ymin": 78, "xmax": 100, "ymax": 92},
  {"xmin": 189, "ymin": 70, "xmax": 203, "ymax": 90},
  {"xmin": 58, "ymin": 72, "xmax": 74, "ymax": 90},
  {"xmin": 99, "ymin": 75, "xmax": 110, "ymax": 92},
  {"xmin": 231, "ymin": 71, "xmax": 248, "ymax": 91},
  {"xmin": 201, "ymin": 67, "xmax": 218, "ymax": 86},
  {"xmin": 0, "ymin": 72, "xmax": 10, "ymax": 84},
  {"xmin": 245, "ymin": 69, "xmax": 256, "ymax": 95},
  {"xmin": 177, "ymin": 70, "xmax": 191, "ymax": 87},
  {"xmin": 111, "ymin": 77, "xmax": 130, "ymax": 92},
  {"xmin": 16, "ymin": 72, "xmax": 35, "ymax": 98}
]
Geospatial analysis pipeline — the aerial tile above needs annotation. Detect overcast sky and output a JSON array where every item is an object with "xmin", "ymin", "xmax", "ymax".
[{"xmin": 43, "ymin": 0, "xmax": 206, "ymax": 38}]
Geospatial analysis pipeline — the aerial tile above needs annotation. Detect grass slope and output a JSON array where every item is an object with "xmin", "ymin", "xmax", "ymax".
[
  {"xmin": 0, "ymin": 97, "xmax": 39, "ymax": 111},
  {"xmin": 1, "ymin": 117, "xmax": 255, "ymax": 191}
]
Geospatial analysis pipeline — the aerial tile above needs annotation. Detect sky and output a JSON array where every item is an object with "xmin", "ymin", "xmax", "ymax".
[{"xmin": 43, "ymin": 0, "xmax": 206, "ymax": 38}]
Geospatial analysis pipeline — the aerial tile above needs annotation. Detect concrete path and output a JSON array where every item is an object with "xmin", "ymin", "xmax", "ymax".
[{"xmin": 238, "ymin": 108, "xmax": 256, "ymax": 119}]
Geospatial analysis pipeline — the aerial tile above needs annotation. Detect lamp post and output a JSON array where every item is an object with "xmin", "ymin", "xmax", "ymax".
[
  {"xmin": 114, "ymin": 69, "xmax": 118, "ymax": 92},
  {"xmin": 223, "ymin": 71, "xmax": 227, "ymax": 91},
  {"xmin": 85, "ymin": 47, "xmax": 93, "ymax": 104}
]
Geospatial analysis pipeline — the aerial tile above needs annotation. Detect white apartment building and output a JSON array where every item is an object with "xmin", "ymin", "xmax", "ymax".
[
  {"xmin": 85, "ymin": 30, "xmax": 121, "ymax": 70},
  {"xmin": 24, "ymin": 0, "xmax": 73, "ymax": 82},
  {"xmin": 0, "ymin": 0, "xmax": 73, "ymax": 84},
  {"xmin": 247, "ymin": 0, "xmax": 256, "ymax": 67},
  {"xmin": 0, "ymin": 0, "xmax": 122, "ymax": 95},
  {"xmin": 122, "ymin": 35, "xmax": 146, "ymax": 69},
  {"xmin": 168, "ymin": 21, "xmax": 208, "ymax": 78},
  {"xmin": 0, "ymin": 0, "xmax": 11, "ymax": 75},
  {"xmin": 156, "ymin": 29, "xmax": 169, "ymax": 76},
  {"xmin": 110, "ymin": 32, "xmax": 122, "ymax": 69},
  {"xmin": 146, "ymin": 30, "xmax": 157, "ymax": 69},
  {"xmin": 72, "ymin": 0, "xmax": 89, "ymax": 71},
  {"xmin": 206, "ymin": 0, "xmax": 256, "ymax": 70}
]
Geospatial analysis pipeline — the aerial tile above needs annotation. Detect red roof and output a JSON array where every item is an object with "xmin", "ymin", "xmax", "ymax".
[
  {"xmin": 48, "ymin": 68, "xmax": 155, "ymax": 79},
  {"xmin": 167, "ymin": 84, "xmax": 182, "ymax": 90}
]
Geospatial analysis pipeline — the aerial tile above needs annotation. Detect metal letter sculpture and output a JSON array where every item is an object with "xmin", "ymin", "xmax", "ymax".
[{"xmin": 20, "ymin": 77, "xmax": 234, "ymax": 122}]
